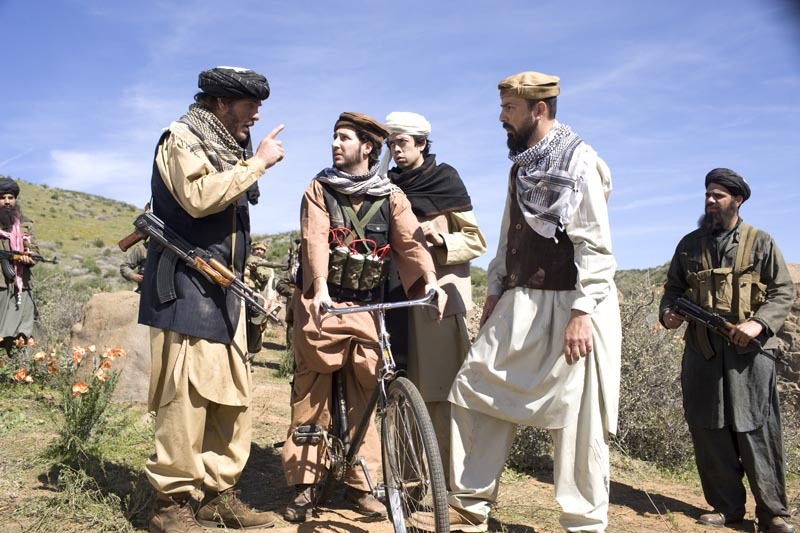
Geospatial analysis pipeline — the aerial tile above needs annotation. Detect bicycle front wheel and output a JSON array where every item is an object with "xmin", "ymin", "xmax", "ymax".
[{"xmin": 382, "ymin": 377, "xmax": 449, "ymax": 532}]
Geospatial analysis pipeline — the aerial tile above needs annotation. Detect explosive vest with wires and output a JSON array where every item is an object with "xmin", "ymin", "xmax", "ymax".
[{"xmin": 320, "ymin": 183, "xmax": 392, "ymax": 303}]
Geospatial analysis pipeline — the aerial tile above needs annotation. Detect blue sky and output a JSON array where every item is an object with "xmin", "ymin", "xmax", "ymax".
[{"xmin": 1, "ymin": 0, "xmax": 798, "ymax": 270}]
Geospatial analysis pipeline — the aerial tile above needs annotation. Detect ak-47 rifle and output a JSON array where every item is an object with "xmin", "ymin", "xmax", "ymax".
[
  {"xmin": 672, "ymin": 297, "xmax": 787, "ymax": 365},
  {"xmin": 0, "ymin": 250, "xmax": 58, "ymax": 264},
  {"xmin": 124, "ymin": 212, "xmax": 268, "ymax": 315},
  {"xmin": 247, "ymin": 256, "xmax": 288, "ymax": 271}
]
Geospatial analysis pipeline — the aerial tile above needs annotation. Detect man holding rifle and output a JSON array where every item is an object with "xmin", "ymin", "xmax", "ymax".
[
  {"xmin": 660, "ymin": 168, "xmax": 795, "ymax": 533},
  {"xmin": 0, "ymin": 177, "xmax": 39, "ymax": 354},
  {"xmin": 138, "ymin": 66, "xmax": 284, "ymax": 533}
]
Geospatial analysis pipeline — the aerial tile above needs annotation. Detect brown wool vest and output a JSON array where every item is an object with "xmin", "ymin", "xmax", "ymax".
[{"xmin": 503, "ymin": 172, "xmax": 577, "ymax": 291}]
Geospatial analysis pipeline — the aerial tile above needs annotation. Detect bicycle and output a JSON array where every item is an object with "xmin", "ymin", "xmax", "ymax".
[{"xmin": 291, "ymin": 289, "xmax": 450, "ymax": 532}]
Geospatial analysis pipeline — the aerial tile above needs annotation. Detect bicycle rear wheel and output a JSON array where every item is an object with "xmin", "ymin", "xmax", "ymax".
[{"xmin": 382, "ymin": 377, "xmax": 449, "ymax": 532}]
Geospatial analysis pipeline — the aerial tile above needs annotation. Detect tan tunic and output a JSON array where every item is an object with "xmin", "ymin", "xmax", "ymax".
[
  {"xmin": 282, "ymin": 180, "xmax": 434, "ymax": 488},
  {"xmin": 148, "ymin": 121, "xmax": 265, "ymax": 410},
  {"xmin": 145, "ymin": 120, "xmax": 267, "ymax": 495},
  {"xmin": 407, "ymin": 210, "xmax": 486, "ymax": 401}
]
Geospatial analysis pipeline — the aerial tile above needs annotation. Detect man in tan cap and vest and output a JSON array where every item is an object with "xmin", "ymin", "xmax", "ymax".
[
  {"xmin": 382, "ymin": 111, "xmax": 486, "ymax": 489},
  {"xmin": 660, "ymin": 169, "xmax": 795, "ymax": 533},
  {"xmin": 414, "ymin": 72, "xmax": 622, "ymax": 532},
  {"xmin": 281, "ymin": 111, "xmax": 444, "ymax": 522},
  {"xmin": 139, "ymin": 66, "xmax": 284, "ymax": 532}
]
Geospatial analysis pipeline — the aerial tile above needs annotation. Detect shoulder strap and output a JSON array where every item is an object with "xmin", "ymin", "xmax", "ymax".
[
  {"xmin": 336, "ymin": 192, "xmax": 386, "ymax": 241},
  {"xmin": 734, "ymin": 223, "xmax": 757, "ymax": 273},
  {"xmin": 699, "ymin": 234, "xmax": 712, "ymax": 270},
  {"xmin": 732, "ymin": 223, "xmax": 757, "ymax": 322}
]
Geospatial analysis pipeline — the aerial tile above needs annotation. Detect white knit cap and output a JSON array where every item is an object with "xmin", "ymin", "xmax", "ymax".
[{"xmin": 384, "ymin": 112, "xmax": 431, "ymax": 136}]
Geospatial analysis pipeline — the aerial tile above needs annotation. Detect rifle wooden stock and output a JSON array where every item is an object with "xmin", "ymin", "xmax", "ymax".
[
  {"xmin": 208, "ymin": 257, "xmax": 236, "ymax": 283},
  {"xmin": 195, "ymin": 258, "xmax": 231, "ymax": 287},
  {"xmin": 118, "ymin": 230, "xmax": 145, "ymax": 252}
]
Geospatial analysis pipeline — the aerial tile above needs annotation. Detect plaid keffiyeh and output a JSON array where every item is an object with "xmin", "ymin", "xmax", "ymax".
[{"xmin": 508, "ymin": 121, "xmax": 587, "ymax": 240}]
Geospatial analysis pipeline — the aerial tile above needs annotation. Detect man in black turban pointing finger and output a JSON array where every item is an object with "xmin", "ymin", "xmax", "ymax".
[{"xmin": 139, "ymin": 66, "xmax": 284, "ymax": 533}]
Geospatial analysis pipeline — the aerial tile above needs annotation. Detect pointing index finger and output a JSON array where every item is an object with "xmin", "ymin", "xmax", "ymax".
[{"xmin": 267, "ymin": 124, "xmax": 285, "ymax": 139}]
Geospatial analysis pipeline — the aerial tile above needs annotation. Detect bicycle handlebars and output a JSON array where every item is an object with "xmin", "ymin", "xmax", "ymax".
[{"xmin": 320, "ymin": 289, "xmax": 437, "ymax": 319}]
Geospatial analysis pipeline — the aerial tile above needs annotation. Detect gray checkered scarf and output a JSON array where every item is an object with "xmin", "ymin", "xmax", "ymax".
[
  {"xmin": 315, "ymin": 164, "xmax": 400, "ymax": 197},
  {"xmin": 508, "ymin": 121, "xmax": 587, "ymax": 239},
  {"xmin": 178, "ymin": 104, "xmax": 249, "ymax": 172}
]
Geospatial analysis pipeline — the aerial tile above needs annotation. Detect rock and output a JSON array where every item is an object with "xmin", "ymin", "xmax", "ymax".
[{"xmin": 70, "ymin": 290, "xmax": 150, "ymax": 403}]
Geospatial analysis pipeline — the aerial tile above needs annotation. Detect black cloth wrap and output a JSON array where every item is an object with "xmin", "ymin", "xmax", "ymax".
[
  {"xmin": 198, "ymin": 67, "xmax": 270, "ymax": 101},
  {"xmin": 387, "ymin": 154, "xmax": 472, "ymax": 217},
  {"xmin": 705, "ymin": 168, "xmax": 751, "ymax": 201},
  {"xmin": 0, "ymin": 177, "xmax": 20, "ymax": 197}
]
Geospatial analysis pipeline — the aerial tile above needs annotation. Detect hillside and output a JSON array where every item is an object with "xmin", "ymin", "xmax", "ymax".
[{"xmin": 12, "ymin": 178, "xmax": 296, "ymax": 293}]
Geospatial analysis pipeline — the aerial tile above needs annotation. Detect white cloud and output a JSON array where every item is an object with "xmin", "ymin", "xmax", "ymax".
[{"xmin": 47, "ymin": 149, "xmax": 150, "ymax": 208}]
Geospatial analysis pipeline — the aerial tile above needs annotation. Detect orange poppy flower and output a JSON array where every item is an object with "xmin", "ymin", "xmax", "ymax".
[
  {"xmin": 72, "ymin": 381, "xmax": 90, "ymax": 396},
  {"xmin": 47, "ymin": 362, "xmax": 58, "ymax": 375},
  {"xmin": 13, "ymin": 368, "xmax": 27, "ymax": 382},
  {"xmin": 93, "ymin": 369, "xmax": 107, "ymax": 382},
  {"xmin": 33, "ymin": 351, "xmax": 46, "ymax": 362},
  {"xmin": 26, "ymin": 337, "xmax": 36, "ymax": 347},
  {"xmin": 99, "ymin": 359, "xmax": 112, "ymax": 370}
]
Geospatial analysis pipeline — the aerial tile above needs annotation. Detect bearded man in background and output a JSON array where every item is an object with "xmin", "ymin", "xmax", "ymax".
[{"xmin": 0, "ymin": 177, "xmax": 38, "ymax": 355}]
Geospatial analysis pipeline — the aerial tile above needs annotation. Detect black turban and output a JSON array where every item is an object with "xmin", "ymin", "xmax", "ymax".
[
  {"xmin": 705, "ymin": 168, "xmax": 751, "ymax": 202},
  {"xmin": 0, "ymin": 177, "xmax": 20, "ymax": 197},
  {"xmin": 198, "ymin": 66, "xmax": 270, "ymax": 101}
]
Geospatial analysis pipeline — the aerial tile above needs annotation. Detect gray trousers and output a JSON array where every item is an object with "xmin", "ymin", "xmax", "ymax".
[{"xmin": 689, "ymin": 394, "xmax": 789, "ymax": 523}]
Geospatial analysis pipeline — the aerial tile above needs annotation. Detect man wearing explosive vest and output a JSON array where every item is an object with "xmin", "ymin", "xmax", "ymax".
[
  {"xmin": 660, "ymin": 168, "xmax": 795, "ymax": 533},
  {"xmin": 281, "ymin": 112, "xmax": 443, "ymax": 522}
]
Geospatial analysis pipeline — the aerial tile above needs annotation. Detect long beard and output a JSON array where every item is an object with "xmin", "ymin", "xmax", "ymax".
[
  {"xmin": 698, "ymin": 202, "xmax": 738, "ymax": 231},
  {"xmin": 505, "ymin": 118, "xmax": 536, "ymax": 152},
  {"xmin": 0, "ymin": 206, "xmax": 19, "ymax": 230}
]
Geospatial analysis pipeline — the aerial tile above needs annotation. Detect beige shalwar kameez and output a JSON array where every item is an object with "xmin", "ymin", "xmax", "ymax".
[
  {"xmin": 144, "ymin": 121, "xmax": 265, "ymax": 495},
  {"xmin": 406, "ymin": 210, "xmax": 485, "ymax": 486},
  {"xmin": 448, "ymin": 146, "xmax": 621, "ymax": 532},
  {"xmin": 282, "ymin": 181, "xmax": 435, "ymax": 491}
]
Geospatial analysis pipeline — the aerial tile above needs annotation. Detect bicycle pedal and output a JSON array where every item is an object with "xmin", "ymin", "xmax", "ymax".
[{"xmin": 293, "ymin": 424, "xmax": 323, "ymax": 445}]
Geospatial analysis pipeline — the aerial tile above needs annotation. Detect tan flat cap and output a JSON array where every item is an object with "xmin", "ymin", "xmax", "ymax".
[{"xmin": 498, "ymin": 71, "xmax": 560, "ymax": 100}]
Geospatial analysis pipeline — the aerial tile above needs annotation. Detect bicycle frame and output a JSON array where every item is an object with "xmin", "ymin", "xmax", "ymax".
[{"xmin": 318, "ymin": 290, "xmax": 438, "ymax": 495}]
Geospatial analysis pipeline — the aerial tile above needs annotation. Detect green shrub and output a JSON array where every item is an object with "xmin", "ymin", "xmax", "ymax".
[
  {"xmin": 612, "ymin": 282, "xmax": 692, "ymax": 468},
  {"xmin": 45, "ymin": 346, "xmax": 125, "ymax": 470}
]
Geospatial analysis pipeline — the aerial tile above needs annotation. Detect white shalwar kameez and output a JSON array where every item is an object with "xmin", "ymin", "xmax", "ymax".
[{"xmin": 448, "ymin": 143, "xmax": 621, "ymax": 532}]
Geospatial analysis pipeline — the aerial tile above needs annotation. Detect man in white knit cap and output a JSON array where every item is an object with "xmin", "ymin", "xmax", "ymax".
[{"xmin": 382, "ymin": 111, "xmax": 486, "ymax": 490}]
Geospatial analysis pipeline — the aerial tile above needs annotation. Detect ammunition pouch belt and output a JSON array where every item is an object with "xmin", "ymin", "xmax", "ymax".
[
  {"xmin": 685, "ymin": 267, "xmax": 766, "ymax": 321},
  {"xmin": 684, "ymin": 223, "xmax": 764, "ymax": 359},
  {"xmin": 684, "ymin": 223, "xmax": 764, "ymax": 323},
  {"xmin": 327, "ymin": 244, "xmax": 390, "ymax": 293}
]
